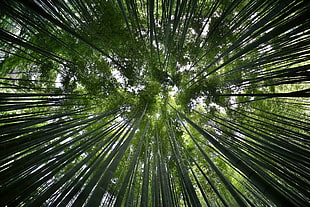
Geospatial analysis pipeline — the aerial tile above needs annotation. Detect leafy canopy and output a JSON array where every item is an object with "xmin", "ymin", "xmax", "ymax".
[{"xmin": 0, "ymin": 0, "xmax": 309, "ymax": 206}]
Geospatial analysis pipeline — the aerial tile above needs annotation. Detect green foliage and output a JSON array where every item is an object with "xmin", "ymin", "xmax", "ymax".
[{"xmin": 0, "ymin": 0, "xmax": 309, "ymax": 206}]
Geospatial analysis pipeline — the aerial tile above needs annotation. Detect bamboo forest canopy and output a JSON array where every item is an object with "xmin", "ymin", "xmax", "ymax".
[{"xmin": 0, "ymin": 0, "xmax": 309, "ymax": 206}]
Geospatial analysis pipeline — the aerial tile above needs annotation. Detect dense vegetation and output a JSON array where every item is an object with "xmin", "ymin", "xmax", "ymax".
[{"xmin": 0, "ymin": 0, "xmax": 309, "ymax": 206}]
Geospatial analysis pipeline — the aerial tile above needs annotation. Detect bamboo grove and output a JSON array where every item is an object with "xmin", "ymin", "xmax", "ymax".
[{"xmin": 0, "ymin": 0, "xmax": 309, "ymax": 206}]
